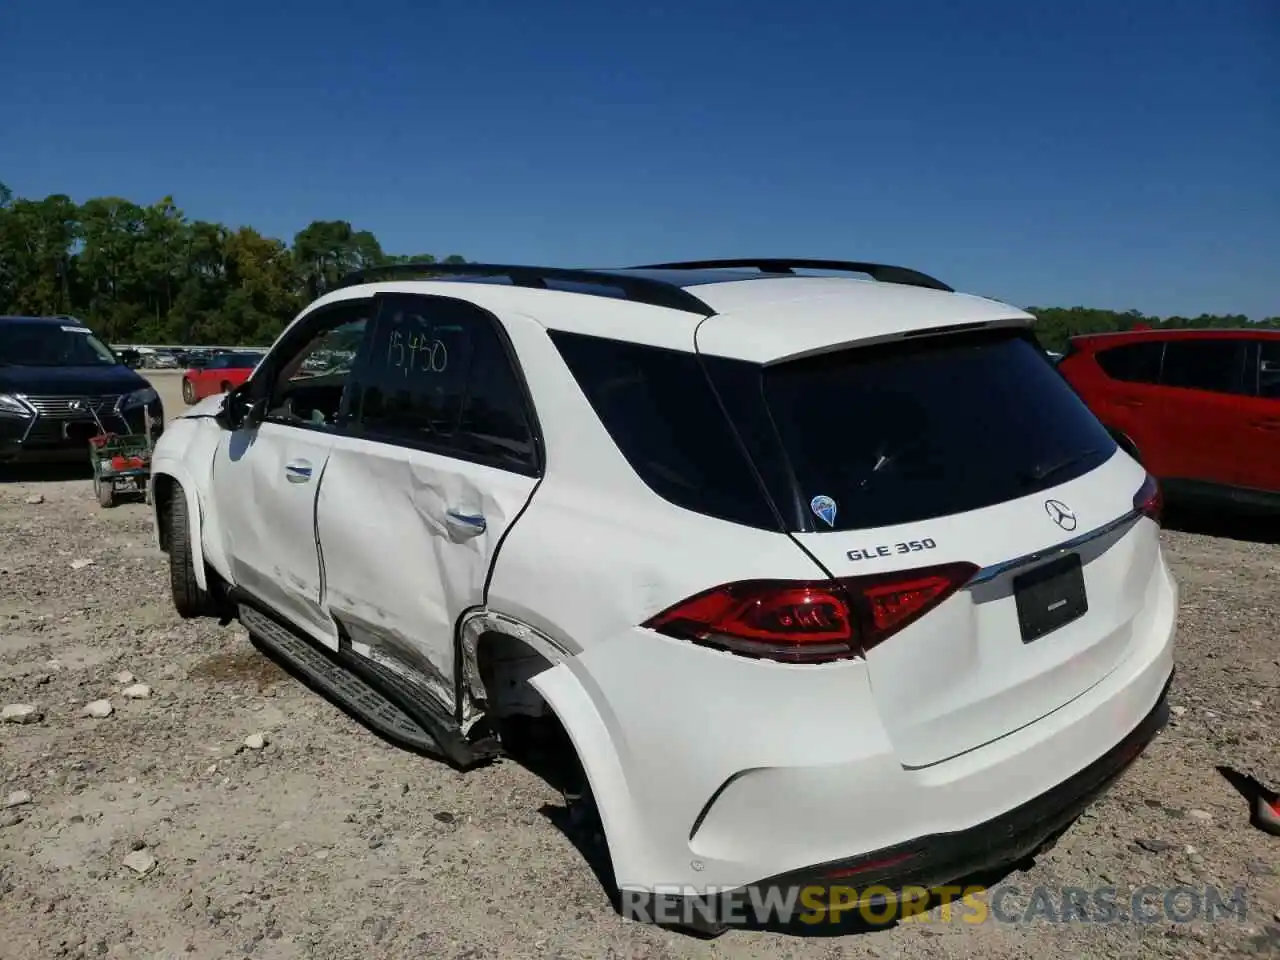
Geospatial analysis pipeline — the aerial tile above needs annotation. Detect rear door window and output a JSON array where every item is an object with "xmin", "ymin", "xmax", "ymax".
[
  {"xmin": 550, "ymin": 331, "xmax": 779, "ymax": 529},
  {"xmin": 350, "ymin": 296, "xmax": 476, "ymax": 446},
  {"xmin": 761, "ymin": 330, "xmax": 1117, "ymax": 531},
  {"xmin": 348, "ymin": 294, "xmax": 540, "ymax": 475},
  {"xmin": 1095, "ymin": 341, "xmax": 1163, "ymax": 383},
  {"xmin": 1258, "ymin": 341, "xmax": 1280, "ymax": 399},
  {"xmin": 1158, "ymin": 339, "xmax": 1247, "ymax": 394}
]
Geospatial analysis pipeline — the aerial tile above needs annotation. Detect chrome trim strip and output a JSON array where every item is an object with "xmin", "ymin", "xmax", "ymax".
[{"xmin": 965, "ymin": 509, "xmax": 1143, "ymax": 587}]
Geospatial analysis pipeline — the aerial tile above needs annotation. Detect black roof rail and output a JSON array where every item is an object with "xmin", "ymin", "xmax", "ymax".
[
  {"xmin": 629, "ymin": 258, "xmax": 954, "ymax": 292},
  {"xmin": 330, "ymin": 261, "xmax": 716, "ymax": 316}
]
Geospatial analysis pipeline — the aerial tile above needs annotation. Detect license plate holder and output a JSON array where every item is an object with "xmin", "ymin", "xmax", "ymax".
[
  {"xmin": 64, "ymin": 421, "xmax": 98, "ymax": 442},
  {"xmin": 1014, "ymin": 553, "xmax": 1088, "ymax": 643}
]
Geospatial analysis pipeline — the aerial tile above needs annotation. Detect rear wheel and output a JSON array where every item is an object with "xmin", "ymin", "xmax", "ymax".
[
  {"xmin": 94, "ymin": 474, "xmax": 115, "ymax": 508},
  {"xmin": 181, "ymin": 378, "xmax": 195, "ymax": 404},
  {"xmin": 166, "ymin": 483, "xmax": 220, "ymax": 618}
]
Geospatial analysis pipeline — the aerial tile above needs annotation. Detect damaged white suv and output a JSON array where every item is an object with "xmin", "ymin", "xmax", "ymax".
[{"xmin": 151, "ymin": 259, "xmax": 1175, "ymax": 929}]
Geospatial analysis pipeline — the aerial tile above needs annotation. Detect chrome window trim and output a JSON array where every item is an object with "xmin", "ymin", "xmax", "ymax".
[{"xmin": 965, "ymin": 509, "xmax": 1143, "ymax": 587}]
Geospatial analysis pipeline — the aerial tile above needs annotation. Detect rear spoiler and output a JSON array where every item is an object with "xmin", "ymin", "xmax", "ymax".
[{"xmin": 762, "ymin": 316, "xmax": 1032, "ymax": 366}]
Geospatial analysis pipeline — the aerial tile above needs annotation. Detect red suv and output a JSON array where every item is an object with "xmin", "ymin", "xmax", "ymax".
[{"xmin": 1057, "ymin": 328, "xmax": 1280, "ymax": 510}]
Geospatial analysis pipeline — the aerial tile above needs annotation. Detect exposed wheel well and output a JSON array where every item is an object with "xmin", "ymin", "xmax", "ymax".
[
  {"xmin": 473, "ymin": 632, "xmax": 585, "ymax": 793},
  {"xmin": 153, "ymin": 473, "xmax": 176, "ymax": 553}
]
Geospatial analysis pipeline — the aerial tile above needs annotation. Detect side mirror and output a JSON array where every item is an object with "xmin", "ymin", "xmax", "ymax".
[{"xmin": 215, "ymin": 387, "xmax": 265, "ymax": 431}]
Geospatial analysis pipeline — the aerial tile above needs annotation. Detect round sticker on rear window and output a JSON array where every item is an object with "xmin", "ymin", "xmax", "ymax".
[{"xmin": 810, "ymin": 495, "xmax": 837, "ymax": 528}]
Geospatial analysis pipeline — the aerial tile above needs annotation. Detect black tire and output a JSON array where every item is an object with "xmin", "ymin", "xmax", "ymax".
[
  {"xmin": 94, "ymin": 474, "xmax": 115, "ymax": 508},
  {"xmin": 181, "ymin": 378, "xmax": 195, "ymax": 405},
  {"xmin": 166, "ymin": 483, "xmax": 219, "ymax": 618}
]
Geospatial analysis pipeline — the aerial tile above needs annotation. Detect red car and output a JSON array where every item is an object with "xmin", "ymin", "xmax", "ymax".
[
  {"xmin": 1057, "ymin": 328, "xmax": 1280, "ymax": 510},
  {"xmin": 181, "ymin": 351, "xmax": 262, "ymax": 405}
]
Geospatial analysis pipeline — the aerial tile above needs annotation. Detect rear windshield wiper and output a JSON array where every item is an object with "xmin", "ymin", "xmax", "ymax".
[{"xmin": 1019, "ymin": 448, "xmax": 1102, "ymax": 485}]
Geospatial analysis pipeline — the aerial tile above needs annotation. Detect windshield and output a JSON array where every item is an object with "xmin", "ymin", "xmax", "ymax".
[{"xmin": 0, "ymin": 323, "xmax": 119, "ymax": 367}]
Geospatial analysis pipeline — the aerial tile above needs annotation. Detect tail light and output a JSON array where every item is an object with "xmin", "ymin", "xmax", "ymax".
[
  {"xmin": 642, "ymin": 562, "xmax": 978, "ymax": 663},
  {"xmin": 1133, "ymin": 474, "xmax": 1162, "ymax": 524}
]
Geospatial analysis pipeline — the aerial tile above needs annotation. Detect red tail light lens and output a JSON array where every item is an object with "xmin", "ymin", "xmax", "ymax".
[
  {"xmin": 643, "ymin": 581, "xmax": 855, "ymax": 662},
  {"xmin": 856, "ymin": 565, "xmax": 977, "ymax": 641},
  {"xmin": 643, "ymin": 562, "xmax": 978, "ymax": 663},
  {"xmin": 1133, "ymin": 474, "xmax": 1162, "ymax": 524}
]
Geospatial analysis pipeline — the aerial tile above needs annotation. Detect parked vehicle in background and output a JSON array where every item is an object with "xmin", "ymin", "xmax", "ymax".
[
  {"xmin": 151, "ymin": 258, "xmax": 1174, "ymax": 933},
  {"xmin": 175, "ymin": 349, "xmax": 217, "ymax": 369},
  {"xmin": 150, "ymin": 351, "xmax": 180, "ymax": 369},
  {"xmin": 0, "ymin": 315, "xmax": 164, "ymax": 464},
  {"xmin": 1057, "ymin": 328, "xmax": 1280, "ymax": 512},
  {"xmin": 181, "ymin": 351, "xmax": 263, "ymax": 405}
]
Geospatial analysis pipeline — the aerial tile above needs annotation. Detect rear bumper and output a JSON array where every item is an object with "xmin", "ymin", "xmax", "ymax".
[
  {"xmin": 755, "ymin": 670, "xmax": 1169, "ymax": 892},
  {"xmin": 632, "ymin": 672, "xmax": 1171, "ymax": 927}
]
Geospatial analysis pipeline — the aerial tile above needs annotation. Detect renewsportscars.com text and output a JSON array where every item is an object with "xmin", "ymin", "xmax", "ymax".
[{"xmin": 621, "ymin": 883, "xmax": 1250, "ymax": 927}]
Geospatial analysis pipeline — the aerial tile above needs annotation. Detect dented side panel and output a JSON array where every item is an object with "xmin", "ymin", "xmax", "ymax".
[{"xmin": 316, "ymin": 432, "xmax": 538, "ymax": 713}]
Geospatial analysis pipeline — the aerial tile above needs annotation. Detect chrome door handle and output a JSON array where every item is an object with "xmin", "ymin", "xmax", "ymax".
[
  {"xmin": 285, "ymin": 460, "xmax": 313, "ymax": 483},
  {"xmin": 445, "ymin": 510, "xmax": 486, "ymax": 534}
]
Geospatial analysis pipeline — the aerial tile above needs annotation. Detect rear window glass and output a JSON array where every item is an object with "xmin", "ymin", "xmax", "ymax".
[{"xmin": 762, "ymin": 331, "xmax": 1118, "ymax": 531}]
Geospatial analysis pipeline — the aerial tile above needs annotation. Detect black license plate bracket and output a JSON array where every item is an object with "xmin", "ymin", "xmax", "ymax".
[
  {"xmin": 63, "ymin": 421, "xmax": 98, "ymax": 442},
  {"xmin": 1014, "ymin": 552, "xmax": 1088, "ymax": 643}
]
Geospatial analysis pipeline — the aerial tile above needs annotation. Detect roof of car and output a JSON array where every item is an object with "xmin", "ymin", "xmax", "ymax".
[
  {"xmin": 308, "ymin": 260, "xmax": 1034, "ymax": 364},
  {"xmin": 1071, "ymin": 327, "xmax": 1280, "ymax": 345},
  {"xmin": 0, "ymin": 315, "xmax": 87, "ymax": 325}
]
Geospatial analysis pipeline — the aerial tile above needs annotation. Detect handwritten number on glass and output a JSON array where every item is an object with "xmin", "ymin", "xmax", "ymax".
[
  {"xmin": 386, "ymin": 326, "xmax": 448, "ymax": 376},
  {"xmin": 387, "ymin": 329, "xmax": 406, "ymax": 369}
]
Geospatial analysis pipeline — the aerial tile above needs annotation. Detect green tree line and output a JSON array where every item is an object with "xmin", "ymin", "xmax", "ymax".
[
  {"xmin": 1, "ymin": 182, "xmax": 1275, "ymax": 350},
  {"xmin": 1027, "ymin": 306, "xmax": 1279, "ymax": 353},
  {"xmin": 0, "ymin": 181, "xmax": 465, "ymax": 346}
]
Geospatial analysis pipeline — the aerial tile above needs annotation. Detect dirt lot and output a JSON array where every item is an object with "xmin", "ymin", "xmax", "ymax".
[{"xmin": 1, "ymin": 371, "xmax": 1277, "ymax": 959}]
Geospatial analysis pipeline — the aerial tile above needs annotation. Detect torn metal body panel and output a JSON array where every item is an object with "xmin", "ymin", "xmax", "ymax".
[
  {"xmin": 457, "ymin": 609, "xmax": 579, "ymax": 735},
  {"xmin": 335, "ymin": 607, "xmax": 457, "ymax": 713},
  {"xmin": 316, "ymin": 431, "xmax": 538, "ymax": 720}
]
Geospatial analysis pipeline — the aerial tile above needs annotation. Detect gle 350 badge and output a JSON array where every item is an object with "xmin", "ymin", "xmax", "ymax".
[{"xmin": 847, "ymin": 538, "xmax": 938, "ymax": 561}]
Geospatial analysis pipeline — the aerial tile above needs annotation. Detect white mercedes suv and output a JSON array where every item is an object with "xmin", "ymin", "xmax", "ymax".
[{"xmin": 150, "ymin": 258, "xmax": 1176, "ymax": 930}]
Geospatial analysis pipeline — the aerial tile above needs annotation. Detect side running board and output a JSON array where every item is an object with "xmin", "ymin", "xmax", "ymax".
[{"xmin": 238, "ymin": 603, "xmax": 499, "ymax": 769}]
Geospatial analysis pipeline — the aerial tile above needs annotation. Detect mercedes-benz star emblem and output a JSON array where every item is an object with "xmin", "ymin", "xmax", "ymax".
[
  {"xmin": 1044, "ymin": 499, "xmax": 1077, "ymax": 532},
  {"xmin": 69, "ymin": 399, "xmax": 87, "ymax": 412}
]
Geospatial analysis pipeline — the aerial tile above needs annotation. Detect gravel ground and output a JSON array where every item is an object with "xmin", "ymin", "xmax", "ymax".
[{"xmin": 1, "ymin": 372, "xmax": 1277, "ymax": 960}]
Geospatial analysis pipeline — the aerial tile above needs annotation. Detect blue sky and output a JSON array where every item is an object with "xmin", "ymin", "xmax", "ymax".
[{"xmin": 2, "ymin": 0, "xmax": 1276, "ymax": 318}]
